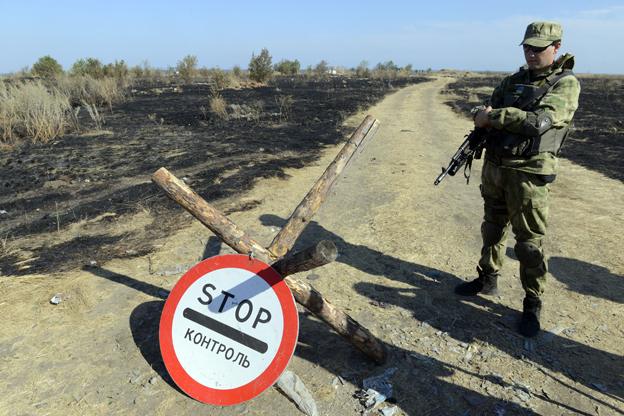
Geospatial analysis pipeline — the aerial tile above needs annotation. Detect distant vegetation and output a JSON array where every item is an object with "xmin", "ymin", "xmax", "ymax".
[
  {"xmin": 1, "ymin": 49, "xmax": 427, "ymax": 145},
  {"xmin": 248, "ymin": 48, "xmax": 273, "ymax": 83}
]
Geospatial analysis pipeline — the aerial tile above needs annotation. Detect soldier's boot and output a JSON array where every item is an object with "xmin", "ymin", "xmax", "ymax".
[
  {"xmin": 454, "ymin": 269, "xmax": 499, "ymax": 296},
  {"xmin": 518, "ymin": 295, "xmax": 542, "ymax": 337}
]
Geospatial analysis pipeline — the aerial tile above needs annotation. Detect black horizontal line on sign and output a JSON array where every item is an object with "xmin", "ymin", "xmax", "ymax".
[{"xmin": 183, "ymin": 307, "xmax": 268, "ymax": 354}]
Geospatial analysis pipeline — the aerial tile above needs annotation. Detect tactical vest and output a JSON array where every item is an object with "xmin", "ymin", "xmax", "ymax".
[{"xmin": 488, "ymin": 69, "xmax": 575, "ymax": 158}]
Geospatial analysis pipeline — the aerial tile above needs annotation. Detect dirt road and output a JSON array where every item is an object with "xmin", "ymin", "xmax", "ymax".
[{"xmin": 1, "ymin": 77, "xmax": 622, "ymax": 415}]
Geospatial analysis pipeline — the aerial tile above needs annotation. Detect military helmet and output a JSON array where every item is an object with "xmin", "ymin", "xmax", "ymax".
[{"xmin": 521, "ymin": 21, "xmax": 562, "ymax": 47}]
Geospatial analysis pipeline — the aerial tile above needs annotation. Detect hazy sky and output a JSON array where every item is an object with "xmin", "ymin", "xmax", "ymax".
[{"xmin": 2, "ymin": 0, "xmax": 623, "ymax": 74}]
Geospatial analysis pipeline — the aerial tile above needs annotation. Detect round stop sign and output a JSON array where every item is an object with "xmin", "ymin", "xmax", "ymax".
[{"xmin": 159, "ymin": 254, "xmax": 299, "ymax": 405}]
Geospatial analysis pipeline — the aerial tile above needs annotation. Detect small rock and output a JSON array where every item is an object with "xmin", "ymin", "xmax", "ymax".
[
  {"xmin": 50, "ymin": 293, "xmax": 63, "ymax": 305},
  {"xmin": 276, "ymin": 370, "xmax": 318, "ymax": 416},
  {"xmin": 369, "ymin": 300, "xmax": 389, "ymax": 308},
  {"xmin": 380, "ymin": 405, "xmax": 398, "ymax": 416},
  {"xmin": 0, "ymin": 210, "xmax": 7, "ymax": 215},
  {"xmin": 362, "ymin": 367, "xmax": 397, "ymax": 403},
  {"xmin": 331, "ymin": 376, "xmax": 345, "ymax": 387},
  {"xmin": 355, "ymin": 388, "xmax": 386, "ymax": 409},
  {"xmin": 125, "ymin": 249, "xmax": 138, "ymax": 256},
  {"xmin": 86, "ymin": 260, "xmax": 98, "ymax": 268},
  {"xmin": 84, "ymin": 179, "xmax": 91, "ymax": 183},
  {"xmin": 148, "ymin": 376, "xmax": 158, "ymax": 385},
  {"xmin": 306, "ymin": 273, "xmax": 320, "ymax": 281}
]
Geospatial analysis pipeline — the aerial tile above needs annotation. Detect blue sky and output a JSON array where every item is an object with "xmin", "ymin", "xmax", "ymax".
[{"xmin": 2, "ymin": 0, "xmax": 623, "ymax": 74}]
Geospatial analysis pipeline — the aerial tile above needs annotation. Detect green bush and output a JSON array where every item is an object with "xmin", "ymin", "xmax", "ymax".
[
  {"xmin": 274, "ymin": 59, "xmax": 300, "ymax": 76},
  {"xmin": 71, "ymin": 58, "xmax": 105, "ymax": 78},
  {"xmin": 248, "ymin": 48, "xmax": 273, "ymax": 83},
  {"xmin": 103, "ymin": 60, "xmax": 129, "ymax": 84},
  {"xmin": 232, "ymin": 65, "xmax": 243, "ymax": 78},
  {"xmin": 177, "ymin": 55, "xmax": 198, "ymax": 84},
  {"xmin": 32, "ymin": 56, "xmax": 63, "ymax": 79}
]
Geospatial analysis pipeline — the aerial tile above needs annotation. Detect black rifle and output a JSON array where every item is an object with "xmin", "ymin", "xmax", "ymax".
[{"xmin": 434, "ymin": 128, "xmax": 487, "ymax": 186}]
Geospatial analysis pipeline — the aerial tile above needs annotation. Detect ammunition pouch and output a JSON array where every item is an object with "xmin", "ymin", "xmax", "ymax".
[{"xmin": 486, "ymin": 126, "xmax": 569, "ymax": 158}]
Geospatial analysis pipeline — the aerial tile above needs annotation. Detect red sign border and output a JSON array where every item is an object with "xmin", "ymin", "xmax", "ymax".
[{"xmin": 159, "ymin": 254, "xmax": 299, "ymax": 405}]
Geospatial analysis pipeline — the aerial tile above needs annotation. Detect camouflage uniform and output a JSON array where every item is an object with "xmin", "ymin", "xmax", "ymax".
[{"xmin": 477, "ymin": 27, "xmax": 581, "ymax": 299}]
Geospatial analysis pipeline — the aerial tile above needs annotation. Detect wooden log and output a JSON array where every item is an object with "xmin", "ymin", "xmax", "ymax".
[
  {"xmin": 268, "ymin": 116, "xmax": 380, "ymax": 258},
  {"xmin": 152, "ymin": 168, "xmax": 270, "ymax": 259},
  {"xmin": 151, "ymin": 167, "xmax": 387, "ymax": 364},
  {"xmin": 284, "ymin": 276, "xmax": 386, "ymax": 364},
  {"xmin": 270, "ymin": 240, "xmax": 337, "ymax": 278}
]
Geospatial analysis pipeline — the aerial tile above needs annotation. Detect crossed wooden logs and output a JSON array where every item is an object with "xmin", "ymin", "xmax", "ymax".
[{"xmin": 152, "ymin": 115, "xmax": 386, "ymax": 364}]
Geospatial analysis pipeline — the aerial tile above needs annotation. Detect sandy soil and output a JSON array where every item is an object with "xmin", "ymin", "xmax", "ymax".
[{"xmin": 1, "ymin": 76, "xmax": 622, "ymax": 416}]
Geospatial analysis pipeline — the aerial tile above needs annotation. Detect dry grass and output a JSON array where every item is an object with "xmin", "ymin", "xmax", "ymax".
[
  {"xmin": 0, "ymin": 234, "xmax": 18, "ymax": 260},
  {"xmin": 275, "ymin": 94, "xmax": 293, "ymax": 122},
  {"xmin": 0, "ymin": 75, "xmax": 129, "ymax": 143},
  {"xmin": 0, "ymin": 81, "xmax": 71, "ymax": 143},
  {"xmin": 82, "ymin": 100, "xmax": 104, "ymax": 129},
  {"xmin": 56, "ymin": 75, "xmax": 124, "ymax": 111},
  {"xmin": 209, "ymin": 88, "xmax": 228, "ymax": 120}
]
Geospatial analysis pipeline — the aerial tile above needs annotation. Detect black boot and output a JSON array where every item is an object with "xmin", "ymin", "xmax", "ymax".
[
  {"xmin": 454, "ymin": 270, "xmax": 498, "ymax": 296},
  {"xmin": 519, "ymin": 296, "xmax": 542, "ymax": 337}
]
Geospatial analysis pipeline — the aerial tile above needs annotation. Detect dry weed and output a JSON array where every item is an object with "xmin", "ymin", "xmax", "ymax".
[
  {"xmin": 0, "ymin": 81, "xmax": 71, "ymax": 143},
  {"xmin": 275, "ymin": 95, "xmax": 293, "ymax": 122},
  {"xmin": 209, "ymin": 88, "xmax": 228, "ymax": 120}
]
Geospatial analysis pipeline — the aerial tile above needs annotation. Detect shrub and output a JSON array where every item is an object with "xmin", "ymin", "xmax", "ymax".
[
  {"xmin": 275, "ymin": 95, "xmax": 293, "ymax": 122},
  {"xmin": 177, "ymin": 55, "xmax": 198, "ymax": 84},
  {"xmin": 0, "ymin": 81, "xmax": 71, "ymax": 143},
  {"xmin": 56, "ymin": 75, "xmax": 124, "ymax": 110},
  {"xmin": 71, "ymin": 58, "xmax": 105, "ymax": 78},
  {"xmin": 274, "ymin": 59, "xmax": 300, "ymax": 76},
  {"xmin": 355, "ymin": 60, "xmax": 370, "ymax": 78},
  {"xmin": 130, "ymin": 60, "xmax": 153, "ymax": 79},
  {"xmin": 314, "ymin": 60, "xmax": 329, "ymax": 77},
  {"xmin": 232, "ymin": 65, "xmax": 243, "ymax": 78},
  {"xmin": 248, "ymin": 48, "xmax": 273, "ymax": 83},
  {"xmin": 209, "ymin": 68, "xmax": 232, "ymax": 90},
  {"xmin": 32, "ymin": 56, "xmax": 64, "ymax": 79},
  {"xmin": 372, "ymin": 61, "xmax": 400, "ymax": 80},
  {"xmin": 103, "ymin": 60, "xmax": 130, "ymax": 86}
]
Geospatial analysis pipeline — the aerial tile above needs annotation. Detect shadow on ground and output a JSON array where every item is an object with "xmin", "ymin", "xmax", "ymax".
[
  {"xmin": 258, "ymin": 214, "xmax": 624, "ymax": 412},
  {"xmin": 548, "ymin": 256, "xmax": 624, "ymax": 304}
]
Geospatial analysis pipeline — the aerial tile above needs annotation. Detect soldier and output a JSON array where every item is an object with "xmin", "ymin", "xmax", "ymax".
[{"xmin": 454, "ymin": 22, "xmax": 581, "ymax": 337}]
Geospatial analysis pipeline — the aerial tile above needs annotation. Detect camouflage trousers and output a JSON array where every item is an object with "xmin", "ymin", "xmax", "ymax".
[{"xmin": 478, "ymin": 160, "xmax": 551, "ymax": 298}]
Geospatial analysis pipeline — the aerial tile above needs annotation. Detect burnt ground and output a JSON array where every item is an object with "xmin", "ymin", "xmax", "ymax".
[
  {"xmin": 0, "ymin": 76, "xmax": 428, "ymax": 276},
  {"xmin": 441, "ymin": 73, "xmax": 624, "ymax": 182},
  {"xmin": 0, "ymin": 75, "xmax": 622, "ymax": 416}
]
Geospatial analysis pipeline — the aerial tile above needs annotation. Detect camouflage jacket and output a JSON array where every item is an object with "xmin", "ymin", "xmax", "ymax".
[{"xmin": 486, "ymin": 53, "xmax": 581, "ymax": 175}]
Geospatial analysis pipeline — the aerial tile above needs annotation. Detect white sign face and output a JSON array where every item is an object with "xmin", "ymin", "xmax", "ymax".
[
  {"xmin": 160, "ymin": 255, "xmax": 298, "ymax": 405},
  {"xmin": 172, "ymin": 268, "xmax": 283, "ymax": 388}
]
